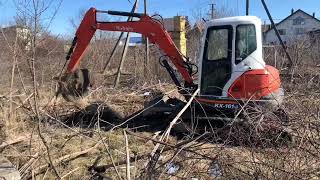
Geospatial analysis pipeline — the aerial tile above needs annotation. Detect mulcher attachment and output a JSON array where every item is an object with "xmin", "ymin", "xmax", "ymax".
[{"xmin": 56, "ymin": 69, "xmax": 92, "ymax": 101}]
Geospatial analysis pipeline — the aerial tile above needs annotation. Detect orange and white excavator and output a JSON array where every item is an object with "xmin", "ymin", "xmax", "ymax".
[{"xmin": 58, "ymin": 8, "xmax": 285, "ymax": 124}]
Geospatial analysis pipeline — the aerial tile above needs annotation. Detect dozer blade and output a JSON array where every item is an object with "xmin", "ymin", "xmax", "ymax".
[{"xmin": 56, "ymin": 69, "xmax": 92, "ymax": 102}]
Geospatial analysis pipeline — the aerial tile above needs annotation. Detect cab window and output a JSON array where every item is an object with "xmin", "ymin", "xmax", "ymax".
[
  {"xmin": 206, "ymin": 28, "xmax": 229, "ymax": 61},
  {"xmin": 235, "ymin": 24, "xmax": 257, "ymax": 64}
]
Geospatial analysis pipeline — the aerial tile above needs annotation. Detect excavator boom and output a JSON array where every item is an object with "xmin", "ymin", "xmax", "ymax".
[{"xmin": 66, "ymin": 8, "xmax": 194, "ymax": 86}]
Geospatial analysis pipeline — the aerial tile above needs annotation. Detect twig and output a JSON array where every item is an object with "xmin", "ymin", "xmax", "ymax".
[
  {"xmin": 37, "ymin": 124, "xmax": 61, "ymax": 179},
  {"xmin": 25, "ymin": 141, "xmax": 101, "ymax": 179},
  {"xmin": 144, "ymin": 89, "xmax": 200, "ymax": 174},
  {"xmin": 95, "ymin": 105, "xmax": 123, "ymax": 180},
  {"xmin": 126, "ymin": 130, "xmax": 216, "ymax": 161},
  {"xmin": 0, "ymin": 136, "xmax": 28, "ymax": 149},
  {"xmin": 91, "ymin": 131, "xmax": 216, "ymax": 174},
  {"xmin": 163, "ymin": 88, "xmax": 200, "ymax": 141},
  {"xmin": 61, "ymin": 167, "xmax": 80, "ymax": 179},
  {"xmin": 19, "ymin": 153, "xmax": 39, "ymax": 177},
  {"xmin": 124, "ymin": 130, "xmax": 131, "ymax": 180}
]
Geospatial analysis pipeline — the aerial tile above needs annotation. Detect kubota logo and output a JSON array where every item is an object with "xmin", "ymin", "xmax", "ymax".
[{"xmin": 115, "ymin": 26, "xmax": 134, "ymax": 32}]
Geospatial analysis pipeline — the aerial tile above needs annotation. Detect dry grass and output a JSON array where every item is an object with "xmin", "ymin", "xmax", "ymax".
[
  {"xmin": 0, "ymin": 72, "xmax": 319, "ymax": 179},
  {"xmin": 0, "ymin": 11, "xmax": 319, "ymax": 178}
]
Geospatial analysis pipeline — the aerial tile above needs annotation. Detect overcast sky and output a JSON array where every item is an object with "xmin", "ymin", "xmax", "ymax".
[{"xmin": 1, "ymin": 0, "xmax": 320, "ymax": 36}]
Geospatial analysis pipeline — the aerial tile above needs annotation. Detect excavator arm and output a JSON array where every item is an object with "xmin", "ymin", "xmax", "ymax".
[{"xmin": 65, "ymin": 8, "xmax": 194, "ymax": 86}]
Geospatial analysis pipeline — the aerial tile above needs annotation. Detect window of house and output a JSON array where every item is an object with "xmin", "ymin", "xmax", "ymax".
[
  {"xmin": 293, "ymin": 17, "xmax": 305, "ymax": 25},
  {"xmin": 278, "ymin": 29, "xmax": 286, "ymax": 35},
  {"xmin": 295, "ymin": 28, "xmax": 305, "ymax": 35},
  {"xmin": 235, "ymin": 24, "xmax": 257, "ymax": 64}
]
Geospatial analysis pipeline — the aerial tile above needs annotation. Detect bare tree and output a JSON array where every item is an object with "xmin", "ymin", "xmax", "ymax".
[{"xmin": 12, "ymin": 0, "xmax": 63, "ymax": 178}]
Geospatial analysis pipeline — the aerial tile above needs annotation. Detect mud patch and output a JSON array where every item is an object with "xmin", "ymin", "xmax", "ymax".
[
  {"xmin": 60, "ymin": 102, "xmax": 123, "ymax": 130},
  {"xmin": 58, "ymin": 102, "xmax": 171, "ymax": 132}
]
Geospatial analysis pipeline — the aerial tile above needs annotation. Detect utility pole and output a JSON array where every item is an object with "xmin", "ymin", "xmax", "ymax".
[
  {"xmin": 261, "ymin": 0, "xmax": 293, "ymax": 68},
  {"xmin": 246, "ymin": 0, "xmax": 249, "ymax": 15},
  {"xmin": 114, "ymin": 0, "xmax": 139, "ymax": 88},
  {"xmin": 144, "ymin": 0, "xmax": 149, "ymax": 77},
  {"xmin": 102, "ymin": 0, "xmax": 140, "ymax": 74},
  {"xmin": 209, "ymin": 1, "xmax": 216, "ymax": 19}
]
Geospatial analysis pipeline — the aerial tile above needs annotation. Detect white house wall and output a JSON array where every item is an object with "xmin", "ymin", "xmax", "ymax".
[{"xmin": 264, "ymin": 11, "xmax": 320, "ymax": 44}]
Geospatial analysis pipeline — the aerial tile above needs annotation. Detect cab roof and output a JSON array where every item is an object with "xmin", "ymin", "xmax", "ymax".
[{"xmin": 206, "ymin": 16, "xmax": 261, "ymax": 27}]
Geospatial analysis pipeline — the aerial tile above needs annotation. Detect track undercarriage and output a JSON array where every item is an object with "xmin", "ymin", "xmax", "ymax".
[{"xmin": 139, "ymin": 94, "xmax": 291, "ymax": 145}]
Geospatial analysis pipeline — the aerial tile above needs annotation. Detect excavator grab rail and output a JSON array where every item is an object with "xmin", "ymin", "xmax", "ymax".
[{"xmin": 104, "ymin": 10, "xmax": 145, "ymax": 18}]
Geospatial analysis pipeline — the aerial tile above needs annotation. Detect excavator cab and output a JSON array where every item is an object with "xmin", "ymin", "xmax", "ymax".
[
  {"xmin": 200, "ymin": 16, "xmax": 264, "ymax": 97},
  {"xmin": 197, "ymin": 16, "xmax": 283, "ymax": 110}
]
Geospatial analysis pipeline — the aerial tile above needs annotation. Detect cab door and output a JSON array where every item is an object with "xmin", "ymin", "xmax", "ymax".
[{"xmin": 200, "ymin": 25, "xmax": 233, "ymax": 97}]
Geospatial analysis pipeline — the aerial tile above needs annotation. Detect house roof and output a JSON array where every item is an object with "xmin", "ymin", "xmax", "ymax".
[
  {"xmin": 265, "ymin": 9, "xmax": 320, "ymax": 34},
  {"xmin": 1, "ymin": 25, "xmax": 29, "ymax": 30}
]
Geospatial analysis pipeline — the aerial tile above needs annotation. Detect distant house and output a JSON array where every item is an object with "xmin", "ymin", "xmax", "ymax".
[
  {"xmin": 1, "ymin": 25, "xmax": 30, "ymax": 40},
  {"xmin": 0, "ymin": 25, "xmax": 31, "ymax": 50},
  {"xmin": 264, "ymin": 9, "xmax": 320, "ymax": 45}
]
